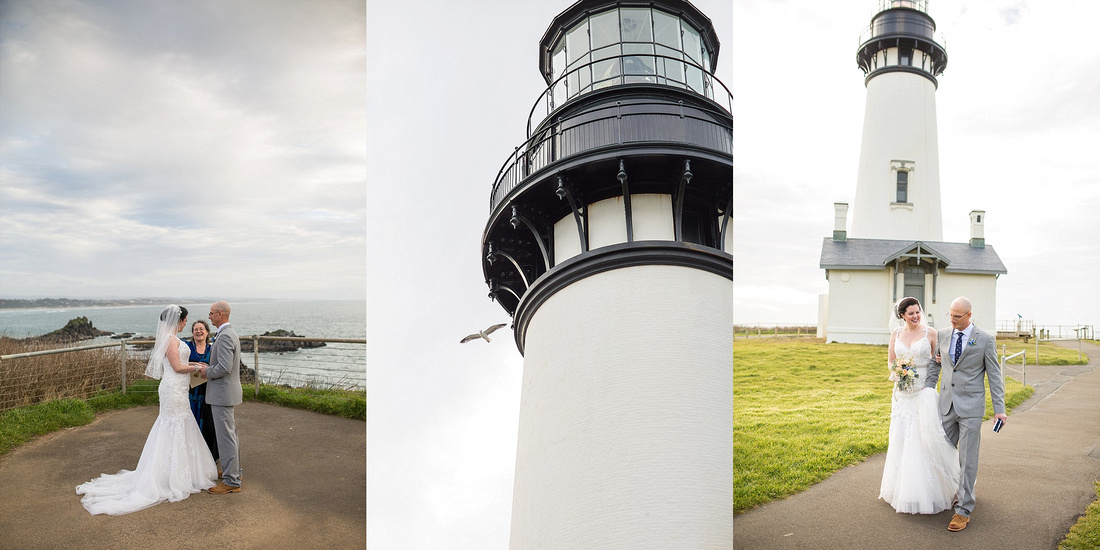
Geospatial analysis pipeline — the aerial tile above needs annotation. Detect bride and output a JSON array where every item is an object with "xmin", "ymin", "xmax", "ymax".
[
  {"xmin": 76, "ymin": 305, "xmax": 218, "ymax": 515},
  {"xmin": 879, "ymin": 297, "xmax": 960, "ymax": 514}
]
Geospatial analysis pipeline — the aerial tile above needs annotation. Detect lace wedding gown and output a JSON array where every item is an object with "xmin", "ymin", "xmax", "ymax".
[
  {"xmin": 77, "ymin": 337, "xmax": 217, "ymax": 515},
  {"xmin": 879, "ymin": 333, "xmax": 961, "ymax": 514}
]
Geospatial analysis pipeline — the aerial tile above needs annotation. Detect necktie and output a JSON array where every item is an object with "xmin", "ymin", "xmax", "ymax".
[{"xmin": 953, "ymin": 331, "xmax": 964, "ymax": 364}]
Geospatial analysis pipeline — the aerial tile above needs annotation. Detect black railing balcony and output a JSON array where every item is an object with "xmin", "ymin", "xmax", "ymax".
[
  {"xmin": 877, "ymin": 0, "xmax": 928, "ymax": 12},
  {"xmin": 490, "ymin": 93, "xmax": 732, "ymax": 213}
]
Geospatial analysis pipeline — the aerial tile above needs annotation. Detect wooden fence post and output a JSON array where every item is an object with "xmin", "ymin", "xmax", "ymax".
[
  {"xmin": 120, "ymin": 340, "xmax": 127, "ymax": 395},
  {"xmin": 253, "ymin": 335, "xmax": 260, "ymax": 397}
]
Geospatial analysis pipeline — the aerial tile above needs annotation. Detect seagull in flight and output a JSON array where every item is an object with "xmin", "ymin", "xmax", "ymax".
[{"xmin": 460, "ymin": 323, "xmax": 508, "ymax": 343}]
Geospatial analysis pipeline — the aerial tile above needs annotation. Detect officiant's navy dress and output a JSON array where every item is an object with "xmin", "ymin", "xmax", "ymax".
[{"xmin": 186, "ymin": 339, "xmax": 220, "ymax": 461}]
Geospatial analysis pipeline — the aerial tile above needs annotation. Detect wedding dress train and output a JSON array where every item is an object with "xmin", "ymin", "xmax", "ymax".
[{"xmin": 76, "ymin": 337, "xmax": 217, "ymax": 515}]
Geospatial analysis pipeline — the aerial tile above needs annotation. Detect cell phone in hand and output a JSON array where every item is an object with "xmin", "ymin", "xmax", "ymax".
[{"xmin": 993, "ymin": 418, "xmax": 1004, "ymax": 432}]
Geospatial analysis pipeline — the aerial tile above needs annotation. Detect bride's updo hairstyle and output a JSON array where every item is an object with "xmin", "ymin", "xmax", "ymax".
[
  {"xmin": 896, "ymin": 297, "xmax": 921, "ymax": 319},
  {"xmin": 161, "ymin": 305, "xmax": 188, "ymax": 322}
]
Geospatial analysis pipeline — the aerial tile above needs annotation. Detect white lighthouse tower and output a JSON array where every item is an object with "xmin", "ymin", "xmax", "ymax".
[
  {"xmin": 820, "ymin": 1, "xmax": 1007, "ymax": 344},
  {"xmin": 481, "ymin": 1, "xmax": 732, "ymax": 547},
  {"xmin": 850, "ymin": 0, "xmax": 947, "ymax": 241}
]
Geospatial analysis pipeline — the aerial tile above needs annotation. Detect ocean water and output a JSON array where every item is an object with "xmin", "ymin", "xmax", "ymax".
[{"xmin": 0, "ymin": 300, "xmax": 366, "ymax": 389}]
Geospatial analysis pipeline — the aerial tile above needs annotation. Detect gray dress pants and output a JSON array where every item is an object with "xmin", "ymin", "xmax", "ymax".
[{"xmin": 210, "ymin": 404, "xmax": 242, "ymax": 487}]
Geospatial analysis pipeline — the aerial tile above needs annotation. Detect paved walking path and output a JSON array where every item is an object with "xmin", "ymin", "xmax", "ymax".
[
  {"xmin": 0, "ymin": 403, "xmax": 365, "ymax": 550},
  {"xmin": 735, "ymin": 340, "xmax": 1100, "ymax": 549}
]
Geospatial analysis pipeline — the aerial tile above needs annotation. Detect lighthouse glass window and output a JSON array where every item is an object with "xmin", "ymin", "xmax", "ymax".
[
  {"xmin": 590, "ymin": 10, "xmax": 621, "ymax": 90},
  {"xmin": 550, "ymin": 7, "xmax": 711, "ymax": 101},
  {"xmin": 621, "ymin": 8, "xmax": 655, "ymax": 84}
]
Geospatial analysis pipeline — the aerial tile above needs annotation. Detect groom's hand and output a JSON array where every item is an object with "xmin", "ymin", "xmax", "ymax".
[{"xmin": 994, "ymin": 413, "xmax": 1007, "ymax": 425}]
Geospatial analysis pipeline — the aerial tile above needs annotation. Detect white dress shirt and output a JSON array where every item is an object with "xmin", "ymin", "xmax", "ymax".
[{"xmin": 951, "ymin": 322, "xmax": 974, "ymax": 364}]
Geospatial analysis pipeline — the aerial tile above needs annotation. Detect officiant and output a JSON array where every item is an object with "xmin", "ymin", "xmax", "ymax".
[{"xmin": 186, "ymin": 319, "xmax": 219, "ymax": 462}]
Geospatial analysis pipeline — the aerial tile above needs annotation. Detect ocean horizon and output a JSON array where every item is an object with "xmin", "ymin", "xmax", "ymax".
[
  {"xmin": 0, "ymin": 299, "xmax": 366, "ymax": 389},
  {"xmin": 0, "ymin": 299, "xmax": 365, "ymax": 340}
]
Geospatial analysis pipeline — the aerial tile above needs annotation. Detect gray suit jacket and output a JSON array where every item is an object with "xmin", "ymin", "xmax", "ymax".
[
  {"xmin": 207, "ymin": 324, "xmax": 243, "ymax": 407},
  {"xmin": 925, "ymin": 324, "xmax": 1006, "ymax": 418}
]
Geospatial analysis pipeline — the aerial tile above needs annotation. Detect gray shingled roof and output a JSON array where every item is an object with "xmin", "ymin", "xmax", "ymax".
[{"xmin": 819, "ymin": 238, "xmax": 1008, "ymax": 274}]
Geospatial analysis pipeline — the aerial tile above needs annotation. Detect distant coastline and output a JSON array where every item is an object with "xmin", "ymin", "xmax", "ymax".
[
  {"xmin": 0, "ymin": 298, "xmax": 222, "ymax": 310},
  {"xmin": 0, "ymin": 299, "xmax": 365, "ymax": 340}
]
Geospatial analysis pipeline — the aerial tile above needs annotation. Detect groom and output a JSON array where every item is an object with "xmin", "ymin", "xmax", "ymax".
[
  {"xmin": 925, "ymin": 296, "xmax": 1006, "ymax": 532},
  {"xmin": 200, "ymin": 301, "xmax": 243, "ymax": 494}
]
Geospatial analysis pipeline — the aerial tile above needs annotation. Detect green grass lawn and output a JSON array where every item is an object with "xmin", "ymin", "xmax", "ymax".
[
  {"xmin": 733, "ymin": 338, "xmax": 1034, "ymax": 514},
  {"xmin": 0, "ymin": 380, "xmax": 364, "ymax": 457}
]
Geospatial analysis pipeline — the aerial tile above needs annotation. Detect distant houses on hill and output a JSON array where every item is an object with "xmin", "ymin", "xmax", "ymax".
[{"xmin": 0, "ymin": 298, "xmax": 197, "ymax": 309}]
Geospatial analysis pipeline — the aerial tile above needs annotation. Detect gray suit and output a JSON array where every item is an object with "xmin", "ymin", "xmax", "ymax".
[
  {"xmin": 208, "ymin": 323, "xmax": 243, "ymax": 486},
  {"xmin": 924, "ymin": 324, "xmax": 1005, "ymax": 517}
]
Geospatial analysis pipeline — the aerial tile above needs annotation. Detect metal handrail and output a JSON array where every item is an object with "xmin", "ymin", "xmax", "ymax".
[
  {"xmin": 1, "ymin": 336, "xmax": 366, "ymax": 399},
  {"xmin": 877, "ymin": 0, "xmax": 928, "ymax": 11},
  {"xmin": 527, "ymin": 52, "xmax": 733, "ymax": 138},
  {"xmin": 1000, "ymin": 348, "xmax": 1026, "ymax": 388},
  {"xmin": 1, "ymin": 340, "xmax": 124, "ymax": 360},
  {"xmin": 0, "ymin": 335, "xmax": 366, "ymax": 361}
]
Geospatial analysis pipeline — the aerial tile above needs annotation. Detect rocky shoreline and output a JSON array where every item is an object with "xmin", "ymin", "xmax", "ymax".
[
  {"xmin": 12, "ymin": 318, "xmax": 326, "ymax": 353},
  {"xmin": 21, "ymin": 316, "xmax": 112, "ymax": 344}
]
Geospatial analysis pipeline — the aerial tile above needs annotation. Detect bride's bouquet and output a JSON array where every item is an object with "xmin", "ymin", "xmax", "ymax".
[{"xmin": 888, "ymin": 354, "xmax": 920, "ymax": 392}]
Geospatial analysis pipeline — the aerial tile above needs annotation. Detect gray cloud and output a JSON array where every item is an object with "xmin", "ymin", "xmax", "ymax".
[{"xmin": 0, "ymin": 0, "xmax": 366, "ymax": 300}]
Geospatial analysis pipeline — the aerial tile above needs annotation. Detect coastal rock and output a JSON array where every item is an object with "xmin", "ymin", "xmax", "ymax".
[
  {"xmin": 31, "ymin": 317, "xmax": 112, "ymax": 344},
  {"xmin": 238, "ymin": 329, "xmax": 327, "ymax": 353}
]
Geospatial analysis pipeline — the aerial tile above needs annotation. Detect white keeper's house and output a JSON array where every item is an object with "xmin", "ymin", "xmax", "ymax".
[{"xmin": 818, "ymin": 0, "xmax": 1007, "ymax": 345}]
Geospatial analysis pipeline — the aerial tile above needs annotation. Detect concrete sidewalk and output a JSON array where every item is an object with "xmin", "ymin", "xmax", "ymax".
[
  {"xmin": 0, "ymin": 402, "xmax": 365, "ymax": 550},
  {"xmin": 734, "ymin": 341, "xmax": 1100, "ymax": 549}
]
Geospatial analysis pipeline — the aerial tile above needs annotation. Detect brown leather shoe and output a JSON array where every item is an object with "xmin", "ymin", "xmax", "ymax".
[
  {"xmin": 208, "ymin": 482, "xmax": 241, "ymax": 494},
  {"xmin": 948, "ymin": 513, "xmax": 969, "ymax": 531}
]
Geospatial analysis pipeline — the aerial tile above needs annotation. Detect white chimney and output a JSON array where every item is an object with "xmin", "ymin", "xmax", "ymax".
[
  {"xmin": 834, "ymin": 203, "xmax": 848, "ymax": 241},
  {"xmin": 969, "ymin": 210, "xmax": 985, "ymax": 248}
]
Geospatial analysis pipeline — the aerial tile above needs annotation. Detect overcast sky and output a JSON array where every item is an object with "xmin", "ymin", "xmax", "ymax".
[
  {"xmin": 0, "ymin": 0, "xmax": 366, "ymax": 301},
  {"xmin": 365, "ymin": 0, "xmax": 731, "ymax": 547},
  {"xmin": 733, "ymin": 0, "xmax": 1100, "ymax": 329}
]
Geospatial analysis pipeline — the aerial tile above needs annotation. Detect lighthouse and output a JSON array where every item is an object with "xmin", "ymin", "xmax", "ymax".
[
  {"xmin": 480, "ymin": 0, "xmax": 732, "ymax": 547},
  {"xmin": 850, "ymin": 0, "xmax": 947, "ymax": 241},
  {"xmin": 820, "ymin": 0, "xmax": 1006, "ymax": 344}
]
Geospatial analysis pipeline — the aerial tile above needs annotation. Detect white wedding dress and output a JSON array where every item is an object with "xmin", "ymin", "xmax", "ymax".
[
  {"xmin": 77, "ymin": 337, "xmax": 218, "ymax": 515},
  {"xmin": 879, "ymin": 333, "xmax": 961, "ymax": 514}
]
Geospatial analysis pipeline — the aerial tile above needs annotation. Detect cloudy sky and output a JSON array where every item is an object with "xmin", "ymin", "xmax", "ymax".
[
  {"xmin": 365, "ymin": 0, "xmax": 731, "ymax": 547},
  {"xmin": 0, "ymin": 0, "xmax": 366, "ymax": 301},
  {"xmin": 733, "ymin": 0, "xmax": 1100, "ymax": 329}
]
